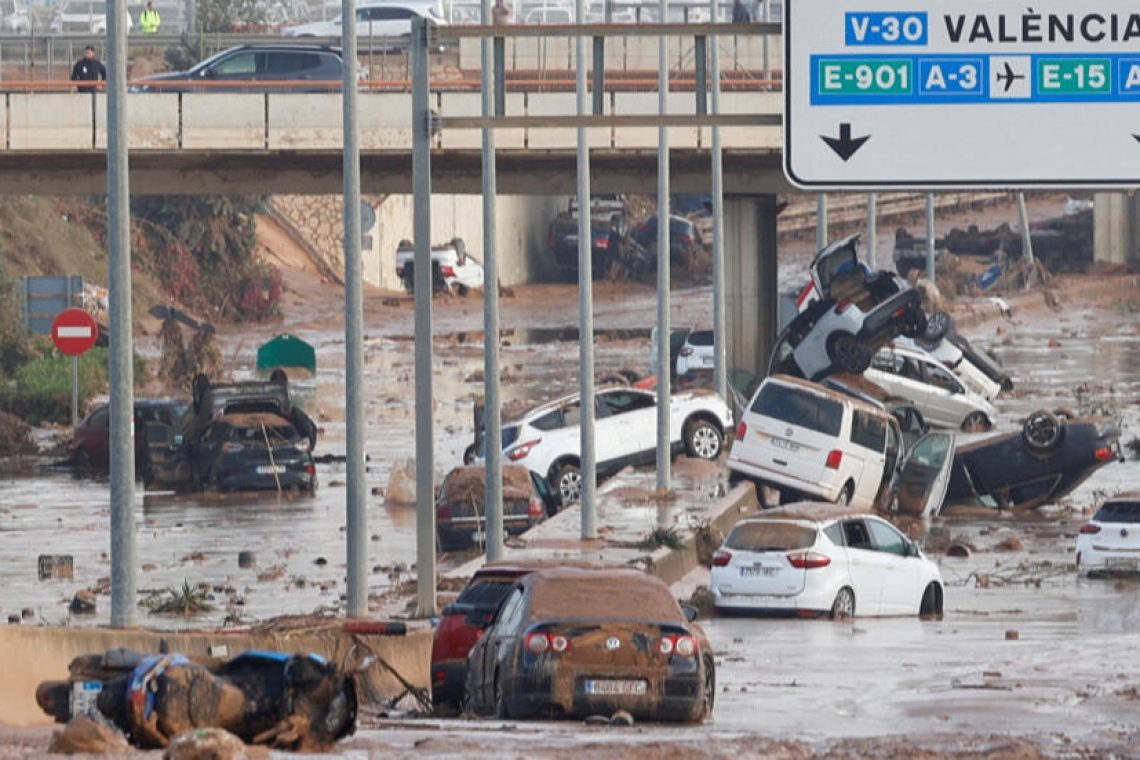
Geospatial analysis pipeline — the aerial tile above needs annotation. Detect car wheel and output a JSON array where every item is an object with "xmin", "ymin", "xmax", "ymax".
[
  {"xmin": 922, "ymin": 311, "xmax": 952, "ymax": 343},
  {"xmin": 900, "ymin": 310, "xmax": 929, "ymax": 339},
  {"xmin": 1022, "ymin": 409, "xmax": 1065, "ymax": 453},
  {"xmin": 72, "ymin": 447, "xmax": 93, "ymax": 470},
  {"xmin": 834, "ymin": 482, "xmax": 854, "ymax": 507},
  {"xmin": 700, "ymin": 655, "xmax": 716, "ymax": 720},
  {"xmin": 550, "ymin": 462, "xmax": 582, "ymax": 506},
  {"xmin": 456, "ymin": 284, "xmax": 470, "ymax": 297},
  {"xmin": 919, "ymin": 582, "xmax": 943, "ymax": 617},
  {"xmin": 493, "ymin": 671, "xmax": 508, "ymax": 719},
  {"xmin": 960, "ymin": 411, "xmax": 991, "ymax": 433},
  {"xmin": 684, "ymin": 418, "xmax": 723, "ymax": 460},
  {"xmin": 830, "ymin": 587, "xmax": 855, "ymax": 620},
  {"xmin": 827, "ymin": 332, "xmax": 872, "ymax": 374}
]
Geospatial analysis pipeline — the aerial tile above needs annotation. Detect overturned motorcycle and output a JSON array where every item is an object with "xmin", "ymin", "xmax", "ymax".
[{"xmin": 36, "ymin": 648, "xmax": 362, "ymax": 752}]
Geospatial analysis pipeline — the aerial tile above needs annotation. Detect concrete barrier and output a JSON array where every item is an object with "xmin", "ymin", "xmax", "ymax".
[{"xmin": 0, "ymin": 621, "xmax": 433, "ymax": 728}]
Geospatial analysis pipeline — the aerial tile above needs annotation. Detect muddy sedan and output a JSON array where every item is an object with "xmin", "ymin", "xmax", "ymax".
[{"xmin": 466, "ymin": 568, "xmax": 714, "ymax": 722}]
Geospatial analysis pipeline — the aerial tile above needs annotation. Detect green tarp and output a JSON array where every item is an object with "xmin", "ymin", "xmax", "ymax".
[{"xmin": 257, "ymin": 333, "xmax": 316, "ymax": 375}]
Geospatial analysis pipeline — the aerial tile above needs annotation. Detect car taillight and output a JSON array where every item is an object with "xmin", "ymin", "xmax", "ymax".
[
  {"xmin": 1095, "ymin": 447, "xmax": 1114, "ymax": 461},
  {"xmin": 735, "ymin": 422, "xmax": 747, "ymax": 440},
  {"xmin": 659, "ymin": 635, "xmax": 697, "ymax": 657},
  {"xmin": 679, "ymin": 347, "xmax": 693, "ymax": 356},
  {"xmin": 305, "ymin": 464, "xmax": 315, "ymax": 475},
  {"xmin": 440, "ymin": 265, "xmax": 456, "ymax": 278},
  {"xmin": 528, "ymin": 498, "xmax": 544, "ymax": 518},
  {"xmin": 825, "ymin": 450, "xmax": 842, "ymax": 469},
  {"xmin": 1079, "ymin": 524, "xmax": 1101, "ymax": 534},
  {"xmin": 596, "ymin": 236, "xmax": 610, "ymax": 248},
  {"xmin": 507, "ymin": 439, "xmax": 540, "ymax": 461},
  {"xmin": 787, "ymin": 551, "xmax": 831, "ymax": 569},
  {"xmin": 892, "ymin": 306, "xmax": 908, "ymax": 318},
  {"xmin": 222, "ymin": 442, "xmax": 243, "ymax": 453},
  {"xmin": 434, "ymin": 669, "xmax": 445, "ymax": 684},
  {"xmin": 437, "ymin": 506, "xmax": 452, "ymax": 521},
  {"xmin": 525, "ymin": 632, "xmax": 570, "ymax": 654},
  {"xmin": 679, "ymin": 235, "xmax": 693, "ymax": 245},
  {"xmin": 835, "ymin": 299, "xmax": 852, "ymax": 314},
  {"xmin": 712, "ymin": 549, "xmax": 731, "ymax": 567}
]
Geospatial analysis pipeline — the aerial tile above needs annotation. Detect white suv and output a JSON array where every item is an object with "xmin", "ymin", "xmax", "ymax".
[
  {"xmin": 495, "ymin": 386, "xmax": 733, "ymax": 505},
  {"xmin": 864, "ymin": 344, "xmax": 996, "ymax": 432},
  {"xmin": 728, "ymin": 375, "xmax": 902, "ymax": 510}
]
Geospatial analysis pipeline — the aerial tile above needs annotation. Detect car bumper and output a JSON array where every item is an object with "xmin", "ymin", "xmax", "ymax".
[
  {"xmin": 727, "ymin": 455, "xmax": 841, "ymax": 502},
  {"xmin": 437, "ymin": 518, "xmax": 538, "ymax": 551},
  {"xmin": 1077, "ymin": 545, "xmax": 1140, "ymax": 577},
  {"xmin": 711, "ymin": 575, "xmax": 836, "ymax": 615},
  {"xmin": 217, "ymin": 469, "xmax": 314, "ymax": 492},
  {"xmin": 430, "ymin": 660, "xmax": 468, "ymax": 707},
  {"xmin": 505, "ymin": 667, "xmax": 703, "ymax": 721}
]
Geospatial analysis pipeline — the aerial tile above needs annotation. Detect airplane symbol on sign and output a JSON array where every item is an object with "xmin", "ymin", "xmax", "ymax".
[{"xmin": 995, "ymin": 61, "xmax": 1025, "ymax": 92}]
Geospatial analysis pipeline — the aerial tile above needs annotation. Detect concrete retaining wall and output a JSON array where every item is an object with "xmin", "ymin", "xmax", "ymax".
[{"xmin": 0, "ymin": 623, "xmax": 433, "ymax": 728}]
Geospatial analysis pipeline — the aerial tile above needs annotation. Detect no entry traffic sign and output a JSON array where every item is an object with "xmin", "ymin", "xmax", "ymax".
[{"xmin": 51, "ymin": 308, "xmax": 98, "ymax": 356}]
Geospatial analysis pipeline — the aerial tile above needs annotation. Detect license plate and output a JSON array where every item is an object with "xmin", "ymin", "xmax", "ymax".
[
  {"xmin": 771, "ymin": 437, "xmax": 800, "ymax": 452},
  {"xmin": 70, "ymin": 681, "xmax": 102, "ymax": 717},
  {"xmin": 741, "ymin": 565, "xmax": 777, "ymax": 577},
  {"xmin": 1106, "ymin": 558, "xmax": 1139, "ymax": 570},
  {"xmin": 584, "ymin": 679, "xmax": 647, "ymax": 696},
  {"xmin": 256, "ymin": 465, "xmax": 286, "ymax": 474}
]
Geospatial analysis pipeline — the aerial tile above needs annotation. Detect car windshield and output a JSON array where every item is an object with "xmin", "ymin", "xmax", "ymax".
[
  {"xmin": 750, "ymin": 383, "xmax": 842, "ymax": 437},
  {"xmin": 726, "ymin": 521, "xmax": 816, "ymax": 552},
  {"xmin": 1094, "ymin": 500, "xmax": 1140, "ymax": 523}
]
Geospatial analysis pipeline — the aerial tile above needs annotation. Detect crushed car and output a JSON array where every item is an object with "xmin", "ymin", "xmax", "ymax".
[
  {"xmin": 395, "ymin": 237, "xmax": 484, "ymax": 296},
  {"xmin": 892, "ymin": 410, "xmax": 1123, "ymax": 517},
  {"xmin": 788, "ymin": 233, "xmax": 928, "ymax": 378},
  {"xmin": 36, "ymin": 648, "xmax": 360, "ymax": 751},
  {"xmin": 465, "ymin": 567, "xmax": 715, "ymax": 722},
  {"xmin": 188, "ymin": 411, "xmax": 316, "ymax": 493},
  {"xmin": 435, "ymin": 464, "xmax": 556, "ymax": 552},
  {"xmin": 711, "ymin": 504, "xmax": 944, "ymax": 619}
]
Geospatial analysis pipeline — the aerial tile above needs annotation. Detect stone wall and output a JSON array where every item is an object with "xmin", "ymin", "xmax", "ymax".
[{"xmin": 270, "ymin": 194, "xmax": 571, "ymax": 291}]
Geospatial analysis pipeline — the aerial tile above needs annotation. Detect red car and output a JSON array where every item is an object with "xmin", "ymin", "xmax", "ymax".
[
  {"xmin": 69, "ymin": 398, "xmax": 189, "ymax": 481},
  {"xmin": 430, "ymin": 561, "xmax": 611, "ymax": 714}
]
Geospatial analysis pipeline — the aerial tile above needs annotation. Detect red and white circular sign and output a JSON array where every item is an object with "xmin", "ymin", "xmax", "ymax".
[{"xmin": 51, "ymin": 308, "xmax": 99, "ymax": 357}]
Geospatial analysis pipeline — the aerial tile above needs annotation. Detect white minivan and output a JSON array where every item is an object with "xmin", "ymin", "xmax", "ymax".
[{"xmin": 728, "ymin": 375, "xmax": 902, "ymax": 510}]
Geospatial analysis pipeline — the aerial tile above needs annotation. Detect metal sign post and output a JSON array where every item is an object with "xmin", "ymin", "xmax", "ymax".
[{"xmin": 785, "ymin": 0, "xmax": 1140, "ymax": 187}]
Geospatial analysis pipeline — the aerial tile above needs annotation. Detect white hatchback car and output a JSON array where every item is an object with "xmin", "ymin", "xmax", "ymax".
[
  {"xmin": 1076, "ymin": 494, "xmax": 1140, "ymax": 577},
  {"xmin": 894, "ymin": 335, "xmax": 1004, "ymax": 401},
  {"xmin": 711, "ymin": 504, "xmax": 945, "ymax": 618},
  {"xmin": 676, "ymin": 329, "xmax": 715, "ymax": 377},
  {"xmin": 864, "ymin": 344, "xmax": 996, "ymax": 432},
  {"xmin": 284, "ymin": 0, "xmax": 443, "ymax": 40},
  {"xmin": 496, "ymin": 386, "xmax": 733, "ymax": 505}
]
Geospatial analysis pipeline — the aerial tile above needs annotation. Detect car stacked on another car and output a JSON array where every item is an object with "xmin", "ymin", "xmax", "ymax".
[
  {"xmin": 492, "ymin": 385, "xmax": 732, "ymax": 505},
  {"xmin": 711, "ymin": 504, "xmax": 944, "ymax": 618},
  {"xmin": 864, "ymin": 343, "xmax": 996, "ymax": 432},
  {"xmin": 465, "ymin": 567, "xmax": 715, "ymax": 722}
]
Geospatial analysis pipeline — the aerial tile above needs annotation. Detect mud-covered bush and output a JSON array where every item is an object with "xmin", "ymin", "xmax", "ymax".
[{"xmin": 0, "ymin": 258, "xmax": 44, "ymax": 377}]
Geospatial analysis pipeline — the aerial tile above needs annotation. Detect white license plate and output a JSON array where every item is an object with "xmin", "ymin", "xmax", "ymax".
[
  {"xmin": 771, "ymin": 438, "xmax": 800, "ymax": 452},
  {"xmin": 584, "ymin": 679, "xmax": 647, "ymax": 696},
  {"xmin": 1106, "ymin": 558, "xmax": 1139, "ymax": 570},
  {"xmin": 256, "ymin": 465, "xmax": 286, "ymax": 474},
  {"xmin": 741, "ymin": 565, "xmax": 777, "ymax": 577},
  {"xmin": 70, "ymin": 681, "xmax": 102, "ymax": 717}
]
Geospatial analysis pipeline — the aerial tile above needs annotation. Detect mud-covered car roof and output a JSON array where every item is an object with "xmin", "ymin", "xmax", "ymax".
[
  {"xmin": 524, "ymin": 568, "xmax": 682, "ymax": 621},
  {"xmin": 744, "ymin": 501, "xmax": 875, "ymax": 523},
  {"xmin": 440, "ymin": 464, "xmax": 534, "ymax": 501}
]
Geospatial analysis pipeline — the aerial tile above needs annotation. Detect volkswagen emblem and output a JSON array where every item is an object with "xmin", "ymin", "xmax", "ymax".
[
  {"xmin": 1122, "ymin": 528, "xmax": 1129, "ymax": 538},
  {"xmin": 785, "ymin": 428, "xmax": 793, "ymax": 437},
  {"xmin": 605, "ymin": 636, "xmax": 621, "ymax": 651}
]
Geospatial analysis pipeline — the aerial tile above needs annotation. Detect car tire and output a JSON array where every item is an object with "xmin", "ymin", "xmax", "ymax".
[
  {"xmin": 72, "ymin": 447, "xmax": 92, "ymax": 470},
  {"xmin": 922, "ymin": 311, "xmax": 952, "ymax": 343},
  {"xmin": 960, "ymin": 411, "xmax": 991, "ymax": 433},
  {"xmin": 684, "ymin": 417, "xmax": 723, "ymax": 460},
  {"xmin": 700, "ymin": 655, "xmax": 716, "ymax": 721},
  {"xmin": 1022, "ymin": 409, "xmax": 1065, "ymax": 453},
  {"xmin": 455, "ymin": 284, "xmax": 469, "ymax": 297},
  {"xmin": 827, "ymin": 332, "xmax": 872, "ymax": 374},
  {"xmin": 919, "ymin": 583, "xmax": 943, "ymax": 617},
  {"xmin": 834, "ymin": 482, "xmax": 854, "ymax": 507},
  {"xmin": 900, "ymin": 310, "xmax": 929, "ymax": 339},
  {"xmin": 830, "ymin": 587, "xmax": 855, "ymax": 620},
  {"xmin": 550, "ymin": 461, "xmax": 582, "ymax": 506},
  {"xmin": 493, "ymin": 671, "xmax": 508, "ymax": 719}
]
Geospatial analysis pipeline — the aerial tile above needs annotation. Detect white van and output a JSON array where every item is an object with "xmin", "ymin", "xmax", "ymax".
[{"xmin": 728, "ymin": 374, "xmax": 901, "ymax": 510}]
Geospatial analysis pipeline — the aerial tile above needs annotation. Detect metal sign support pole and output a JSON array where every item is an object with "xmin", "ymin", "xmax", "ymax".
[
  {"xmin": 411, "ymin": 18, "xmax": 437, "ymax": 618},
  {"xmin": 654, "ymin": 0, "xmax": 672, "ymax": 502},
  {"xmin": 866, "ymin": 193, "xmax": 877, "ymax": 269},
  {"xmin": 108, "ymin": 0, "xmax": 136, "ymax": 629},
  {"xmin": 343, "ymin": 0, "xmax": 368, "ymax": 618},
  {"xmin": 71, "ymin": 355, "xmax": 78, "ymax": 427},
  {"xmin": 925, "ymin": 193, "xmax": 936, "ymax": 282},
  {"xmin": 710, "ymin": 0, "xmax": 726, "ymax": 401},
  {"xmin": 577, "ymin": 0, "xmax": 597, "ymax": 539},
  {"xmin": 816, "ymin": 194, "xmax": 827, "ymax": 250},
  {"xmin": 482, "ymin": 0, "xmax": 504, "ymax": 560}
]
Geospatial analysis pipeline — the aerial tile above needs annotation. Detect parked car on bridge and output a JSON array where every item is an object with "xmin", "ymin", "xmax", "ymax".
[
  {"xmin": 129, "ymin": 44, "xmax": 355, "ymax": 93},
  {"xmin": 711, "ymin": 504, "xmax": 945, "ymax": 618},
  {"xmin": 465, "ymin": 567, "xmax": 715, "ymax": 722},
  {"xmin": 0, "ymin": 0, "xmax": 32, "ymax": 32},
  {"xmin": 50, "ymin": 0, "xmax": 130, "ymax": 32},
  {"xmin": 489, "ymin": 385, "xmax": 732, "ymax": 505},
  {"xmin": 283, "ymin": 0, "xmax": 444, "ymax": 44}
]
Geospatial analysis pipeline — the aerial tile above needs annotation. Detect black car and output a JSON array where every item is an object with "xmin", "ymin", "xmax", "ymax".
[
  {"xmin": 466, "ymin": 567, "xmax": 714, "ymax": 722},
  {"xmin": 129, "ymin": 44, "xmax": 350, "ymax": 93},
  {"xmin": 893, "ymin": 410, "xmax": 1123, "ymax": 517},
  {"xmin": 189, "ymin": 411, "xmax": 316, "ymax": 493},
  {"xmin": 630, "ymin": 215, "xmax": 702, "ymax": 266}
]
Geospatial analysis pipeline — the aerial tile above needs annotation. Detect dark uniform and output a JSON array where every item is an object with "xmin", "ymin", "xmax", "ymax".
[{"xmin": 70, "ymin": 50, "xmax": 106, "ymax": 93}]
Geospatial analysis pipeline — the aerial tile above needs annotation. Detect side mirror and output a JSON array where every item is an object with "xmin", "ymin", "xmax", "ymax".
[{"xmin": 681, "ymin": 604, "xmax": 699, "ymax": 622}]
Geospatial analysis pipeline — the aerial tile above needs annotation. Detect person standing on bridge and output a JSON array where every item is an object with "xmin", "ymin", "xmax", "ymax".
[
  {"xmin": 139, "ymin": 1, "xmax": 161, "ymax": 33},
  {"xmin": 70, "ymin": 46, "xmax": 106, "ymax": 93},
  {"xmin": 732, "ymin": 0, "xmax": 752, "ymax": 23},
  {"xmin": 492, "ymin": 0, "xmax": 511, "ymax": 25}
]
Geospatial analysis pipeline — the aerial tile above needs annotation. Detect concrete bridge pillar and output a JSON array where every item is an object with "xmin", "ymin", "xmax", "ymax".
[
  {"xmin": 1094, "ymin": 193, "xmax": 1140, "ymax": 265},
  {"xmin": 723, "ymin": 194, "xmax": 780, "ymax": 379}
]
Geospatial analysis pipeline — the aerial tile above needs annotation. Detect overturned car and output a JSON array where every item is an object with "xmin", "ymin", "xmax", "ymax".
[{"xmin": 893, "ymin": 409, "xmax": 1123, "ymax": 517}]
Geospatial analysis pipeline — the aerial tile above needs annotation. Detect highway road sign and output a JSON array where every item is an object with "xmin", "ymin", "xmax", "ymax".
[
  {"xmin": 784, "ymin": 0, "xmax": 1140, "ymax": 188},
  {"xmin": 51, "ymin": 308, "xmax": 98, "ymax": 356}
]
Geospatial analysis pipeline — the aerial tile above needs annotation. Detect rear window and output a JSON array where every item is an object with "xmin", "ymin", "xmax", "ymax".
[
  {"xmin": 456, "ymin": 578, "xmax": 517, "ymax": 610},
  {"xmin": 1094, "ymin": 501, "xmax": 1140, "ymax": 523},
  {"xmin": 687, "ymin": 330, "xmax": 714, "ymax": 347},
  {"xmin": 726, "ymin": 521, "xmax": 816, "ymax": 551},
  {"xmin": 528, "ymin": 573, "xmax": 679, "ymax": 621},
  {"xmin": 750, "ymin": 383, "xmax": 842, "ymax": 437}
]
